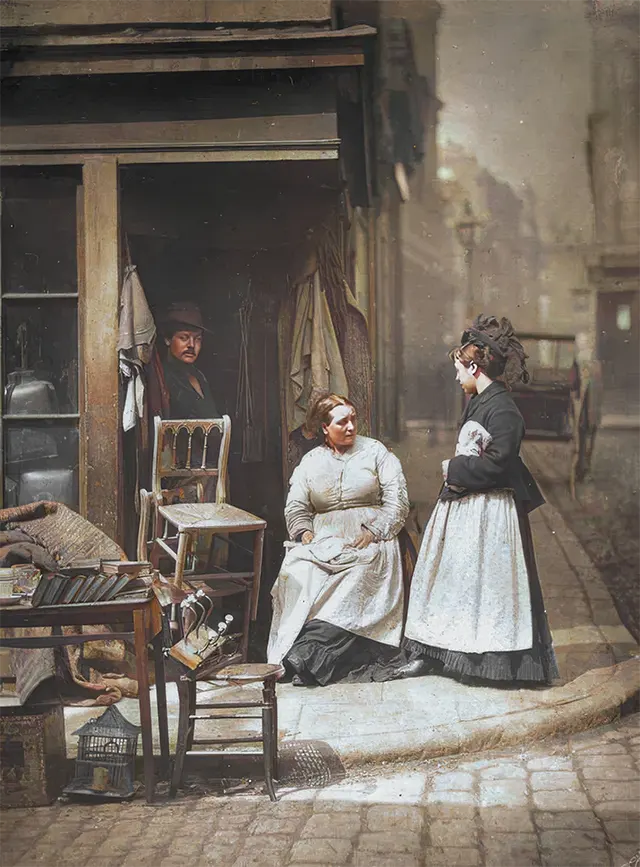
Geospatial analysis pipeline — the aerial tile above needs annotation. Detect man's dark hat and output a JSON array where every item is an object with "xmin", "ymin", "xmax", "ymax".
[{"xmin": 163, "ymin": 302, "xmax": 212, "ymax": 334}]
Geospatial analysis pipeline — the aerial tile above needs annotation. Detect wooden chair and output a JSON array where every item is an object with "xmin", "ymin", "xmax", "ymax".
[
  {"xmin": 137, "ymin": 416, "xmax": 266, "ymax": 661},
  {"xmin": 168, "ymin": 657, "xmax": 284, "ymax": 802}
]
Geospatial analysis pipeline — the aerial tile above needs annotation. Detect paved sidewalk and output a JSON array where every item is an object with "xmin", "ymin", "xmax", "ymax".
[
  {"xmin": 3, "ymin": 713, "xmax": 639, "ymax": 867},
  {"xmin": 62, "ymin": 477, "xmax": 640, "ymax": 767}
]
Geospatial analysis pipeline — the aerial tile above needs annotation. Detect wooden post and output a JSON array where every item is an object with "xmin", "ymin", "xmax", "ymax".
[
  {"xmin": 374, "ymin": 184, "xmax": 401, "ymax": 442},
  {"xmin": 80, "ymin": 157, "xmax": 120, "ymax": 541}
]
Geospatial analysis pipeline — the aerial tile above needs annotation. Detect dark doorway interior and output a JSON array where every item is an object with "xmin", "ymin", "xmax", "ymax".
[
  {"xmin": 119, "ymin": 160, "xmax": 342, "ymax": 653},
  {"xmin": 597, "ymin": 288, "xmax": 639, "ymax": 415}
]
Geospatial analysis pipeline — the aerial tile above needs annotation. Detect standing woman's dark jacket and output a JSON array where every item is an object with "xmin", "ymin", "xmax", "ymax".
[{"xmin": 442, "ymin": 381, "xmax": 544, "ymax": 513}]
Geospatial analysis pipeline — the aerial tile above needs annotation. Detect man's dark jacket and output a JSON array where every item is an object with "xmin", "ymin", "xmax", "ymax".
[{"xmin": 162, "ymin": 354, "xmax": 218, "ymax": 419}]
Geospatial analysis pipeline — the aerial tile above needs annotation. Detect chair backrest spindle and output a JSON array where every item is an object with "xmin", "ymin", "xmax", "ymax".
[
  {"xmin": 171, "ymin": 431, "xmax": 178, "ymax": 471},
  {"xmin": 151, "ymin": 416, "xmax": 232, "ymax": 504},
  {"xmin": 186, "ymin": 431, "xmax": 194, "ymax": 469}
]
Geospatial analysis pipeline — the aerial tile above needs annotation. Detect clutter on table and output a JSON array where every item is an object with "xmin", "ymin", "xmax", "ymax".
[{"xmin": 0, "ymin": 560, "xmax": 154, "ymax": 608}]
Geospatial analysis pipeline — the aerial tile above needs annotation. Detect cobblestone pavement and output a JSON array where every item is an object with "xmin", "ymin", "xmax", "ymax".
[
  {"xmin": 3, "ymin": 713, "xmax": 639, "ymax": 867},
  {"xmin": 523, "ymin": 435, "xmax": 639, "ymax": 643}
]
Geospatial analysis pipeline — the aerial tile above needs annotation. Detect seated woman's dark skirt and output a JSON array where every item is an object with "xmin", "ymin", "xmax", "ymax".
[
  {"xmin": 283, "ymin": 514, "xmax": 559, "ymax": 687},
  {"xmin": 283, "ymin": 620, "xmax": 397, "ymax": 686}
]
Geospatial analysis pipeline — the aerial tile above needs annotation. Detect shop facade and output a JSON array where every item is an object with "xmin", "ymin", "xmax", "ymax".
[
  {"xmin": 1, "ymin": 1, "xmax": 437, "ymax": 637},
  {"xmin": 585, "ymin": 0, "xmax": 640, "ymax": 415}
]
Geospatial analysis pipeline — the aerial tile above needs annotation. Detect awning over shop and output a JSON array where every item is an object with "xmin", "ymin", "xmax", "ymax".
[
  {"xmin": 1, "ymin": 23, "xmax": 376, "ymax": 77},
  {"xmin": 2, "ymin": 0, "xmax": 334, "ymax": 28}
]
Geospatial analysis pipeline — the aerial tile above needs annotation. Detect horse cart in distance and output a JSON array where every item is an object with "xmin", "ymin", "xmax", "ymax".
[{"xmin": 510, "ymin": 332, "xmax": 602, "ymax": 499}]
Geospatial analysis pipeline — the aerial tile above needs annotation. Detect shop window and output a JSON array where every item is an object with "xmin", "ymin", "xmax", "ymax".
[
  {"xmin": 616, "ymin": 304, "xmax": 631, "ymax": 331},
  {"xmin": 1, "ymin": 167, "xmax": 81, "ymax": 510}
]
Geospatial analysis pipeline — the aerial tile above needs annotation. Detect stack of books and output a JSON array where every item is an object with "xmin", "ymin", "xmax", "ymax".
[{"xmin": 31, "ymin": 561, "xmax": 153, "ymax": 607}]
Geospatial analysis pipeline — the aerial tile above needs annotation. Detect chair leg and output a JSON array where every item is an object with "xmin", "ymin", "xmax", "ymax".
[
  {"xmin": 170, "ymin": 676, "xmax": 193, "ymax": 798},
  {"xmin": 240, "ymin": 588, "xmax": 251, "ymax": 662},
  {"xmin": 186, "ymin": 678, "xmax": 197, "ymax": 752},
  {"xmin": 251, "ymin": 528, "xmax": 265, "ymax": 621},
  {"xmin": 262, "ymin": 704, "xmax": 278, "ymax": 802},
  {"xmin": 174, "ymin": 531, "xmax": 189, "ymax": 585},
  {"xmin": 240, "ymin": 590, "xmax": 251, "ymax": 662},
  {"xmin": 263, "ymin": 676, "xmax": 279, "ymax": 782},
  {"xmin": 149, "ymin": 540, "xmax": 161, "ymax": 571}
]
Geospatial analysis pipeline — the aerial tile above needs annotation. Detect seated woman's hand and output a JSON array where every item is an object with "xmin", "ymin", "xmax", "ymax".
[
  {"xmin": 301, "ymin": 531, "xmax": 315, "ymax": 545},
  {"xmin": 352, "ymin": 528, "xmax": 375, "ymax": 549}
]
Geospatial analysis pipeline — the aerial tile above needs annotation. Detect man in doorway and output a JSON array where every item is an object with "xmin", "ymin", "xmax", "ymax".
[{"xmin": 161, "ymin": 302, "xmax": 219, "ymax": 419}]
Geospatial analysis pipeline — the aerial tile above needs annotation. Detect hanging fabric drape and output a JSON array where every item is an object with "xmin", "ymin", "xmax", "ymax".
[
  {"xmin": 236, "ymin": 284, "xmax": 264, "ymax": 463},
  {"xmin": 319, "ymin": 224, "xmax": 373, "ymax": 436},
  {"xmin": 287, "ymin": 268, "xmax": 349, "ymax": 433},
  {"xmin": 116, "ymin": 242, "xmax": 156, "ymax": 434},
  {"xmin": 116, "ymin": 239, "xmax": 160, "ymax": 550}
]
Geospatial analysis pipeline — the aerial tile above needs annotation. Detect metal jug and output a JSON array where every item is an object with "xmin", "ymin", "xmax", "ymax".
[{"xmin": 5, "ymin": 370, "xmax": 58, "ymax": 415}]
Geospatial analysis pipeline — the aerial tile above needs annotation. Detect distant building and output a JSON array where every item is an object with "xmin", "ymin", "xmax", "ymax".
[
  {"xmin": 439, "ymin": 143, "xmax": 544, "ymax": 334},
  {"xmin": 585, "ymin": 0, "xmax": 639, "ymax": 414}
]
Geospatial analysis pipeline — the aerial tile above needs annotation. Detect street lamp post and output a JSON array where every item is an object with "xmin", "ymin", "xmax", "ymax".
[{"xmin": 455, "ymin": 199, "xmax": 480, "ymax": 321}]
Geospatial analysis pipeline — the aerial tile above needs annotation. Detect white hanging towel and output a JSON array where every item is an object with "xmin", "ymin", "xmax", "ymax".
[{"xmin": 117, "ymin": 263, "xmax": 156, "ymax": 432}]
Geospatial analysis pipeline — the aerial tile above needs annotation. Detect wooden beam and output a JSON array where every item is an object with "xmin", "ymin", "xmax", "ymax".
[
  {"xmin": 2, "ymin": 24, "xmax": 375, "ymax": 47},
  {"xmin": 374, "ymin": 186, "xmax": 401, "ymax": 442},
  {"xmin": 80, "ymin": 157, "xmax": 120, "ymax": 541},
  {"xmin": 0, "ymin": 147, "xmax": 338, "ymax": 166},
  {"xmin": 2, "ymin": 1, "xmax": 332, "ymax": 28},
  {"xmin": 76, "ymin": 184, "xmax": 87, "ymax": 518},
  {"xmin": 4, "ymin": 51, "xmax": 364, "ymax": 77},
  {"xmin": 1, "ymin": 116, "xmax": 338, "ymax": 153}
]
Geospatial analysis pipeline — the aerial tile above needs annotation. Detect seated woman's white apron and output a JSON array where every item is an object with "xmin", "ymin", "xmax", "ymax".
[{"xmin": 267, "ymin": 436, "xmax": 409, "ymax": 666}]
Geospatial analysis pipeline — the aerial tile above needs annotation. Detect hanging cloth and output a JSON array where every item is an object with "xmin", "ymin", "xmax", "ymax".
[
  {"xmin": 236, "ymin": 285, "xmax": 264, "ymax": 463},
  {"xmin": 287, "ymin": 269, "xmax": 349, "ymax": 432},
  {"xmin": 318, "ymin": 227, "xmax": 373, "ymax": 435},
  {"xmin": 117, "ymin": 261, "xmax": 156, "ymax": 433}
]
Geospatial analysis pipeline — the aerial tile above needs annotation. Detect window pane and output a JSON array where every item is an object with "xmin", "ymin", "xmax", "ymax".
[
  {"xmin": 616, "ymin": 304, "xmax": 631, "ymax": 331},
  {"xmin": 522, "ymin": 338, "xmax": 575, "ymax": 382},
  {"xmin": 1, "ymin": 167, "xmax": 80, "ymax": 295},
  {"xmin": 4, "ymin": 421, "xmax": 78, "ymax": 509},
  {"xmin": 3, "ymin": 300, "xmax": 78, "ymax": 413}
]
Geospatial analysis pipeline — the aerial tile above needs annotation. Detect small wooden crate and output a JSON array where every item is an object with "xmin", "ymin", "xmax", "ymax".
[{"xmin": 0, "ymin": 703, "xmax": 67, "ymax": 807}]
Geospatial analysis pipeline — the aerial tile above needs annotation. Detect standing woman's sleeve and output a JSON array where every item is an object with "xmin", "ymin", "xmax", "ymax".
[
  {"xmin": 284, "ymin": 461, "xmax": 315, "ymax": 541},
  {"xmin": 363, "ymin": 446, "xmax": 410, "ymax": 541},
  {"xmin": 446, "ymin": 406, "xmax": 524, "ymax": 491}
]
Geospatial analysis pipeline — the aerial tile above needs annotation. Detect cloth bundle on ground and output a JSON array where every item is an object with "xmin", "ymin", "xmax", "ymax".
[{"xmin": 0, "ymin": 502, "xmax": 140, "ymax": 706}]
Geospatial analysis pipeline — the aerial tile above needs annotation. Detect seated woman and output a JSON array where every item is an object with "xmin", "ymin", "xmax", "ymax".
[{"xmin": 267, "ymin": 392, "xmax": 409, "ymax": 686}]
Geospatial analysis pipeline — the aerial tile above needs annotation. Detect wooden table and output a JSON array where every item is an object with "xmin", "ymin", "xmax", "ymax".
[{"xmin": 0, "ymin": 595, "xmax": 170, "ymax": 803}]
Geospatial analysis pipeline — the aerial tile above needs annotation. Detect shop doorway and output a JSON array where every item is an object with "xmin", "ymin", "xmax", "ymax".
[
  {"xmin": 119, "ymin": 160, "xmax": 345, "ymax": 650},
  {"xmin": 597, "ymin": 289, "xmax": 639, "ymax": 415}
]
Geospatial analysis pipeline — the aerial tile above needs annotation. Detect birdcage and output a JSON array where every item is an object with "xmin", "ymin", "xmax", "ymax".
[{"xmin": 63, "ymin": 705, "xmax": 141, "ymax": 799}]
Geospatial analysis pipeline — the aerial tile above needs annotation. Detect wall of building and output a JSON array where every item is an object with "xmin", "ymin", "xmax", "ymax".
[
  {"xmin": 587, "ymin": 0, "xmax": 640, "ymax": 250},
  {"xmin": 2, "ymin": 1, "xmax": 332, "ymax": 27},
  {"xmin": 373, "ymin": 1, "xmax": 467, "ymax": 430},
  {"xmin": 585, "ymin": 0, "xmax": 639, "ymax": 414}
]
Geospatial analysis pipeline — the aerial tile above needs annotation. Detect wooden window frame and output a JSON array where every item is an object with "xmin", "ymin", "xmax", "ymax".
[{"xmin": 0, "ymin": 166, "xmax": 84, "ymax": 518}]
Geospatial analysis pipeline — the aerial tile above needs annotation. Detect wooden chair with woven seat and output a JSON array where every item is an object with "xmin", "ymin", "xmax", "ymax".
[
  {"xmin": 137, "ymin": 416, "xmax": 266, "ymax": 661},
  {"xmin": 168, "ymin": 656, "xmax": 284, "ymax": 802}
]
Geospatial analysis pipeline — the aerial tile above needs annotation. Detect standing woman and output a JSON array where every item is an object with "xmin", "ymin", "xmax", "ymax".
[{"xmin": 396, "ymin": 315, "xmax": 558, "ymax": 685}]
